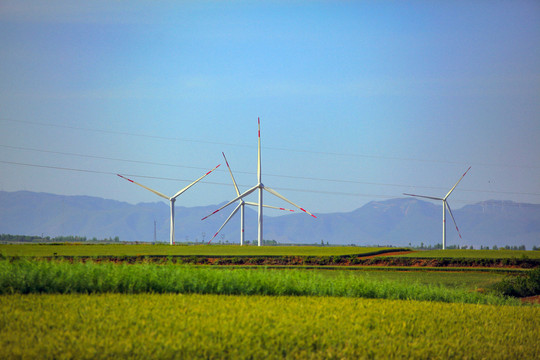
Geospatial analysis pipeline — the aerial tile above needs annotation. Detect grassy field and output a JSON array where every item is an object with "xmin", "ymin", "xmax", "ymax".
[
  {"xmin": 0, "ymin": 293, "xmax": 538, "ymax": 359},
  {"xmin": 2, "ymin": 244, "xmax": 540, "ymax": 259},
  {"xmin": 0, "ymin": 244, "xmax": 402, "ymax": 257},
  {"xmin": 0, "ymin": 260, "xmax": 520, "ymax": 305},
  {"xmin": 319, "ymin": 269, "xmax": 507, "ymax": 291},
  {"xmin": 1, "ymin": 248, "xmax": 537, "ymax": 359},
  {"xmin": 394, "ymin": 249, "xmax": 540, "ymax": 259}
]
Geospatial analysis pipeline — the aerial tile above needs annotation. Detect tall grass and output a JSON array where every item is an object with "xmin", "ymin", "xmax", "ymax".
[{"xmin": 0, "ymin": 260, "xmax": 519, "ymax": 305}]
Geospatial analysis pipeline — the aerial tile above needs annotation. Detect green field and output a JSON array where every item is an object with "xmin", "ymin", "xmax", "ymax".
[
  {"xmin": 394, "ymin": 249, "xmax": 540, "ymax": 259},
  {"xmin": 2, "ymin": 244, "xmax": 539, "ymax": 259},
  {"xmin": 1, "ymin": 260, "xmax": 518, "ymax": 305},
  {"xmin": 0, "ymin": 244, "xmax": 402, "ymax": 257},
  {"xmin": 0, "ymin": 293, "xmax": 538, "ymax": 359},
  {"xmin": 319, "ymin": 269, "xmax": 507, "ymax": 291},
  {"xmin": 1, "ymin": 245, "xmax": 538, "ymax": 359}
]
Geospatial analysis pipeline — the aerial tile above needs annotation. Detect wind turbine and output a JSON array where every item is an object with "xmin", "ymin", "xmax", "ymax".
[
  {"xmin": 117, "ymin": 164, "xmax": 220, "ymax": 245},
  {"xmin": 202, "ymin": 118, "xmax": 316, "ymax": 246},
  {"xmin": 206, "ymin": 152, "xmax": 295, "ymax": 245},
  {"xmin": 403, "ymin": 167, "xmax": 471, "ymax": 250}
]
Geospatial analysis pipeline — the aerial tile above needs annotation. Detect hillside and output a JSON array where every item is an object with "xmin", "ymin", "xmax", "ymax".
[{"xmin": 0, "ymin": 191, "xmax": 539, "ymax": 248}]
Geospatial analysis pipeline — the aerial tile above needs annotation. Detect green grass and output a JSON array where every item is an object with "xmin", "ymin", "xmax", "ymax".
[
  {"xmin": 0, "ymin": 260, "xmax": 520, "ymax": 305},
  {"xmin": 0, "ymin": 244, "xmax": 401, "ymax": 257},
  {"xmin": 0, "ymin": 293, "xmax": 538, "ymax": 359},
  {"xmin": 3, "ymin": 244, "xmax": 540, "ymax": 259},
  {"xmin": 492, "ymin": 267, "xmax": 540, "ymax": 297},
  {"xmin": 317, "ymin": 269, "xmax": 507, "ymax": 291},
  {"xmin": 394, "ymin": 249, "xmax": 540, "ymax": 259}
]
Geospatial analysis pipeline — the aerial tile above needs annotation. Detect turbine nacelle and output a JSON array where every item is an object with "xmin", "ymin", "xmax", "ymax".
[
  {"xmin": 205, "ymin": 153, "xmax": 295, "ymax": 245},
  {"xmin": 117, "ymin": 163, "xmax": 221, "ymax": 245},
  {"xmin": 203, "ymin": 118, "xmax": 316, "ymax": 246}
]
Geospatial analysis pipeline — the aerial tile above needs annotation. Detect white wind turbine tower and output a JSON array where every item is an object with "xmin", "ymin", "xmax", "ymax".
[
  {"xmin": 403, "ymin": 167, "xmax": 471, "ymax": 250},
  {"xmin": 202, "ymin": 118, "xmax": 316, "ymax": 246},
  {"xmin": 117, "ymin": 164, "xmax": 220, "ymax": 245},
  {"xmin": 206, "ymin": 152, "xmax": 295, "ymax": 245}
]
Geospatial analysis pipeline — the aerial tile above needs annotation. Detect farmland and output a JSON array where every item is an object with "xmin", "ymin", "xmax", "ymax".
[
  {"xmin": 3, "ymin": 244, "xmax": 539, "ymax": 260},
  {"xmin": 0, "ymin": 244, "xmax": 402, "ymax": 257},
  {"xmin": 1, "ymin": 293, "xmax": 538, "ymax": 359},
  {"xmin": 0, "ymin": 260, "xmax": 520, "ymax": 305},
  {"xmin": 0, "ymin": 245, "xmax": 539, "ymax": 359},
  {"xmin": 395, "ymin": 249, "xmax": 540, "ymax": 259},
  {"xmin": 321, "ymin": 269, "xmax": 508, "ymax": 290},
  {"xmin": 2, "ymin": 244, "xmax": 539, "ymax": 269}
]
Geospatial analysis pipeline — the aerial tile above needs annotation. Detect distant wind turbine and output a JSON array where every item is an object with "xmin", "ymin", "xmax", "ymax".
[
  {"xmin": 206, "ymin": 152, "xmax": 295, "ymax": 245},
  {"xmin": 404, "ymin": 167, "xmax": 471, "ymax": 250},
  {"xmin": 117, "ymin": 164, "xmax": 220, "ymax": 245},
  {"xmin": 202, "ymin": 118, "xmax": 316, "ymax": 246}
]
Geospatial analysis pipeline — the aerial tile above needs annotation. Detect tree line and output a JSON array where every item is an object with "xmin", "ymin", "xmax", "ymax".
[{"xmin": 0, "ymin": 234, "xmax": 120, "ymax": 243}]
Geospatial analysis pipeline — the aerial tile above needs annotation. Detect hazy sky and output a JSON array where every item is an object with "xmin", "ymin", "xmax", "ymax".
[{"xmin": 1, "ymin": 0, "xmax": 539, "ymax": 215}]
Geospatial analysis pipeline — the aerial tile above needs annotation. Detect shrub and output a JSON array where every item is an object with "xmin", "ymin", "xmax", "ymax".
[{"xmin": 493, "ymin": 267, "xmax": 540, "ymax": 297}]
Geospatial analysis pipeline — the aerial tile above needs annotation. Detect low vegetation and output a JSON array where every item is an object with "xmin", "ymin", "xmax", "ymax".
[
  {"xmin": 0, "ymin": 260, "xmax": 521, "ymax": 305},
  {"xmin": 322, "ymin": 269, "xmax": 508, "ymax": 291},
  {"xmin": 0, "ymin": 244, "xmax": 402, "ymax": 257},
  {"xmin": 2, "ymin": 245, "xmax": 540, "ymax": 268},
  {"xmin": 1, "ymin": 244, "xmax": 538, "ymax": 359},
  {"xmin": 492, "ymin": 267, "xmax": 540, "ymax": 298},
  {"xmin": 0, "ymin": 294, "xmax": 538, "ymax": 359},
  {"xmin": 395, "ymin": 249, "xmax": 540, "ymax": 259}
]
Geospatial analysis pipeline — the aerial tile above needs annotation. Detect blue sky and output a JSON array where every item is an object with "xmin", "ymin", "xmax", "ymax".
[{"xmin": 1, "ymin": 0, "xmax": 539, "ymax": 215}]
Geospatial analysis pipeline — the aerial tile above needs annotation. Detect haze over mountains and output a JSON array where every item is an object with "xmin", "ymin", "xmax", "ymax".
[{"xmin": 1, "ymin": 191, "xmax": 538, "ymax": 249}]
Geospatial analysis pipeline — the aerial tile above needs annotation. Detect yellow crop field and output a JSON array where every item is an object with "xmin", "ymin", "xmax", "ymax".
[{"xmin": 0, "ymin": 294, "xmax": 538, "ymax": 359}]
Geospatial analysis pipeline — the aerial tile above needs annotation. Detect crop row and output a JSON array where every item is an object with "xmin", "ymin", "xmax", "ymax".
[
  {"xmin": 0, "ymin": 260, "xmax": 521, "ymax": 305},
  {"xmin": 1, "ymin": 293, "xmax": 538, "ymax": 359}
]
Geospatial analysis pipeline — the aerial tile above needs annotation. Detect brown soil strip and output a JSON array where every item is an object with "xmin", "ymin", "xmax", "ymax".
[{"xmin": 520, "ymin": 295, "xmax": 540, "ymax": 304}]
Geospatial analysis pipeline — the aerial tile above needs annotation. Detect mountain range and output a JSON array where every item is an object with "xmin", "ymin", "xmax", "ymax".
[{"xmin": 1, "ymin": 191, "xmax": 539, "ymax": 248}]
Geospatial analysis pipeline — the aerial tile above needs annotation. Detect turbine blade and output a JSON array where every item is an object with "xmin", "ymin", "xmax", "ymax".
[
  {"xmin": 257, "ymin": 117, "xmax": 261, "ymax": 184},
  {"xmin": 245, "ymin": 201, "xmax": 295, "ymax": 212},
  {"xmin": 201, "ymin": 184, "xmax": 259, "ymax": 220},
  {"xmin": 403, "ymin": 193, "xmax": 444, "ymax": 201},
  {"xmin": 171, "ymin": 164, "xmax": 221, "ymax": 199},
  {"xmin": 444, "ymin": 166, "xmax": 471, "ymax": 199},
  {"xmin": 446, "ymin": 201, "xmax": 463, "ymax": 239},
  {"xmin": 117, "ymin": 174, "xmax": 170, "ymax": 200},
  {"xmin": 264, "ymin": 186, "xmax": 317, "ymax": 218},
  {"xmin": 222, "ymin": 152, "xmax": 240, "ymax": 196},
  {"xmin": 208, "ymin": 203, "xmax": 242, "ymax": 244}
]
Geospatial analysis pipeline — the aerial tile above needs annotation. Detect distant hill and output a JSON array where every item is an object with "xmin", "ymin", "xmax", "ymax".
[{"xmin": 0, "ymin": 191, "xmax": 539, "ymax": 248}]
